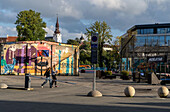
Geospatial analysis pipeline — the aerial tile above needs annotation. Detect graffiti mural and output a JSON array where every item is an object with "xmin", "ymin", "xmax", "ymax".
[{"xmin": 1, "ymin": 41, "xmax": 79, "ymax": 75}]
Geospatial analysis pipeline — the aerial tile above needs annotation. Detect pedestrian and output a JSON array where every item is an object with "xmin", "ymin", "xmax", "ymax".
[
  {"xmin": 51, "ymin": 65, "xmax": 58, "ymax": 88},
  {"xmin": 41, "ymin": 67, "xmax": 52, "ymax": 88}
]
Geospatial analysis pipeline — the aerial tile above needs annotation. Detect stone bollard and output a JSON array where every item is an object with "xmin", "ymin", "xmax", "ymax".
[
  {"xmin": 158, "ymin": 86, "xmax": 169, "ymax": 98},
  {"xmin": 87, "ymin": 90, "xmax": 102, "ymax": 97},
  {"xmin": 0, "ymin": 83, "xmax": 8, "ymax": 89},
  {"xmin": 124, "ymin": 86, "xmax": 135, "ymax": 97}
]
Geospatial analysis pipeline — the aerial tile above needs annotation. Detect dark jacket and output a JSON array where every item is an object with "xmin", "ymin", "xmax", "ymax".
[
  {"xmin": 44, "ymin": 70, "xmax": 50, "ymax": 77},
  {"xmin": 52, "ymin": 71, "xmax": 57, "ymax": 79}
]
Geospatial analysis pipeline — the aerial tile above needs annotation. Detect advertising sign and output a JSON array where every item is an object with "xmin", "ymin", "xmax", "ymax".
[{"xmin": 147, "ymin": 56, "xmax": 167, "ymax": 62}]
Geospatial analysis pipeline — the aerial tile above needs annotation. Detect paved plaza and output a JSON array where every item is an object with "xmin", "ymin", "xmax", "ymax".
[{"xmin": 0, "ymin": 73, "xmax": 170, "ymax": 112}]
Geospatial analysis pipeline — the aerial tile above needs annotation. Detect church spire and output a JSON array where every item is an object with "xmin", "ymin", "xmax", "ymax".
[
  {"xmin": 54, "ymin": 16, "xmax": 60, "ymax": 34},
  {"xmin": 53, "ymin": 15, "xmax": 62, "ymax": 43}
]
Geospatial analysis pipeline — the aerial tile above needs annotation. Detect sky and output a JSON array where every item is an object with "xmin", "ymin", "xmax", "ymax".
[{"xmin": 0, "ymin": 0, "xmax": 170, "ymax": 43}]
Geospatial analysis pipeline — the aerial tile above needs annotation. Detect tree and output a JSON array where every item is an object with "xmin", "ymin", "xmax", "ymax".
[
  {"xmin": 48, "ymin": 38, "xmax": 55, "ymax": 42},
  {"xmin": 79, "ymin": 41, "xmax": 90, "ymax": 50},
  {"xmin": 15, "ymin": 9, "xmax": 46, "ymax": 41},
  {"xmin": 79, "ymin": 41, "xmax": 91, "ymax": 65},
  {"xmin": 114, "ymin": 36, "xmax": 122, "ymax": 46},
  {"xmin": 79, "ymin": 49, "xmax": 91, "ymax": 65},
  {"xmin": 86, "ymin": 21, "xmax": 113, "ymax": 67},
  {"xmin": 67, "ymin": 38, "xmax": 80, "ymax": 45}
]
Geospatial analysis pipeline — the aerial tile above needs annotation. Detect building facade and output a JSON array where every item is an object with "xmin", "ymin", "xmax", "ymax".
[
  {"xmin": 0, "ymin": 41, "xmax": 79, "ymax": 75},
  {"xmin": 120, "ymin": 23, "xmax": 170, "ymax": 73},
  {"xmin": 0, "ymin": 36, "xmax": 18, "ymax": 43}
]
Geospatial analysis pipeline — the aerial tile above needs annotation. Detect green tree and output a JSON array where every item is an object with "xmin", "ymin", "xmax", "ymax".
[
  {"xmin": 79, "ymin": 40, "xmax": 91, "ymax": 65},
  {"xmin": 67, "ymin": 37, "xmax": 80, "ymax": 45},
  {"xmin": 79, "ymin": 50, "xmax": 91, "ymax": 65},
  {"xmin": 15, "ymin": 9, "xmax": 46, "ymax": 41},
  {"xmin": 48, "ymin": 38, "xmax": 55, "ymax": 42},
  {"xmin": 114, "ymin": 36, "xmax": 122, "ymax": 46},
  {"xmin": 86, "ymin": 21, "xmax": 113, "ymax": 67},
  {"xmin": 79, "ymin": 41, "xmax": 90, "ymax": 50}
]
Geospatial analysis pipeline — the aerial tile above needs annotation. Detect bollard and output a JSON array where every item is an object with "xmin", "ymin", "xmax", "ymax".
[
  {"xmin": 124, "ymin": 86, "xmax": 135, "ymax": 97},
  {"xmin": 0, "ymin": 83, "xmax": 8, "ymax": 89},
  {"xmin": 25, "ymin": 73, "xmax": 31, "ymax": 89},
  {"xmin": 158, "ymin": 86, "xmax": 169, "ymax": 98}
]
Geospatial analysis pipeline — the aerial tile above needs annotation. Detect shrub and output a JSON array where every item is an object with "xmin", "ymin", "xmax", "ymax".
[
  {"xmin": 104, "ymin": 71, "xmax": 112, "ymax": 76},
  {"xmin": 121, "ymin": 70, "xmax": 129, "ymax": 76}
]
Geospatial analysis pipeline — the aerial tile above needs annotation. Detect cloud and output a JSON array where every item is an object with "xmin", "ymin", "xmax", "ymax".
[
  {"xmin": 89, "ymin": 0, "xmax": 147, "ymax": 16},
  {"xmin": 61, "ymin": 28, "xmax": 82, "ymax": 42},
  {"xmin": 0, "ymin": 26, "xmax": 17, "ymax": 36},
  {"xmin": 0, "ymin": 10, "xmax": 17, "ymax": 24},
  {"xmin": 44, "ymin": 25, "xmax": 54, "ymax": 36},
  {"xmin": 1, "ymin": 0, "xmax": 170, "ymax": 40}
]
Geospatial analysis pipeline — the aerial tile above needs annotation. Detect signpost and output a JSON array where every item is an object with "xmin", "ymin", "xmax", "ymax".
[{"xmin": 87, "ymin": 32, "xmax": 102, "ymax": 97}]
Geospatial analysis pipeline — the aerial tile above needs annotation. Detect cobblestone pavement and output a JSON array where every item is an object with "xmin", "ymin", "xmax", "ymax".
[{"xmin": 0, "ymin": 73, "xmax": 170, "ymax": 112}]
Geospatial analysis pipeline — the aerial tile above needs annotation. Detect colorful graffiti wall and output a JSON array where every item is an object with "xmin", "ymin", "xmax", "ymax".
[{"xmin": 1, "ymin": 41, "xmax": 79, "ymax": 75}]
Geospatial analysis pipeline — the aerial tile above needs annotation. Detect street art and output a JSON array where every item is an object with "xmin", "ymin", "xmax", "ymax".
[
  {"xmin": 1, "ymin": 41, "xmax": 79, "ymax": 75},
  {"xmin": 3, "ymin": 58, "xmax": 16, "ymax": 74}
]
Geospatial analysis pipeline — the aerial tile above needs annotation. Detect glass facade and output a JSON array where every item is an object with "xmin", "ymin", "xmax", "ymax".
[
  {"xmin": 137, "ymin": 28, "xmax": 170, "ymax": 34},
  {"xmin": 137, "ymin": 29, "xmax": 154, "ymax": 34},
  {"xmin": 157, "ymin": 28, "xmax": 170, "ymax": 34},
  {"xmin": 135, "ymin": 35, "xmax": 170, "ymax": 47},
  {"xmin": 121, "ymin": 24, "xmax": 170, "ymax": 73}
]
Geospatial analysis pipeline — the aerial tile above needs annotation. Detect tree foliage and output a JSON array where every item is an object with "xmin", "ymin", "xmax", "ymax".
[
  {"xmin": 114, "ymin": 36, "xmax": 122, "ymax": 46},
  {"xmin": 79, "ymin": 41, "xmax": 90, "ymax": 50},
  {"xmin": 102, "ymin": 45, "xmax": 120, "ymax": 70},
  {"xmin": 67, "ymin": 37, "xmax": 80, "ymax": 45},
  {"xmin": 86, "ymin": 21, "xmax": 113, "ymax": 67},
  {"xmin": 15, "ymin": 9, "xmax": 46, "ymax": 41},
  {"xmin": 79, "ymin": 41, "xmax": 91, "ymax": 65}
]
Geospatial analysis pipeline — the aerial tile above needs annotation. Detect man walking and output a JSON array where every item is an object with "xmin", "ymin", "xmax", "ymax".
[{"xmin": 41, "ymin": 67, "xmax": 52, "ymax": 88}]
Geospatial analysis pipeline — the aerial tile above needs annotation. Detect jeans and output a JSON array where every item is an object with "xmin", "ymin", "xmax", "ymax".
[{"xmin": 41, "ymin": 77, "xmax": 52, "ymax": 88}]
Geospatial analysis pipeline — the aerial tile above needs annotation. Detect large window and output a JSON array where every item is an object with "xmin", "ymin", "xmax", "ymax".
[
  {"xmin": 135, "ymin": 35, "xmax": 170, "ymax": 47},
  {"xmin": 137, "ymin": 29, "xmax": 154, "ymax": 34},
  {"xmin": 157, "ymin": 28, "xmax": 170, "ymax": 34}
]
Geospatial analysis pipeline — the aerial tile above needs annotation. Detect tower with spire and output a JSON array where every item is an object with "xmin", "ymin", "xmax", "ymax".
[{"xmin": 53, "ymin": 16, "xmax": 62, "ymax": 43}]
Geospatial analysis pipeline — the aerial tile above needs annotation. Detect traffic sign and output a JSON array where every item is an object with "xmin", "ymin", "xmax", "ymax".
[
  {"xmin": 91, "ymin": 33, "xmax": 98, "ymax": 44},
  {"xmin": 91, "ymin": 33, "xmax": 98, "ymax": 64}
]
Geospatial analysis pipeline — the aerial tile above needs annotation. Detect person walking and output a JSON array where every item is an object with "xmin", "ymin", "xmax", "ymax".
[
  {"xmin": 41, "ymin": 67, "xmax": 52, "ymax": 88},
  {"xmin": 51, "ymin": 65, "xmax": 58, "ymax": 88}
]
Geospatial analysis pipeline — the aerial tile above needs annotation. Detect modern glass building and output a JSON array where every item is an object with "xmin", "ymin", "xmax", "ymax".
[{"xmin": 120, "ymin": 23, "xmax": 170, "ymax": 74}]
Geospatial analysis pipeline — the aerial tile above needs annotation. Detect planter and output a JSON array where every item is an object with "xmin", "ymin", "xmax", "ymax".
[{"xmin": 121, "ymin": 75, "xmax": 131, "ymax": 80}]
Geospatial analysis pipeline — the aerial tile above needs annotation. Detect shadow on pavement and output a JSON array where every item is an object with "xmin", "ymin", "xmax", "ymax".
[
  {"xmin": 117, "ymin": 102, "xmax": 170, "ymax": 108},
  {"xmin": 0, "ymin": 100, "xmax": 169, "ymax": 112}
]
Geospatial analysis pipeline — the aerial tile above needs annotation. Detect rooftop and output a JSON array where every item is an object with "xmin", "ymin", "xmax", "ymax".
[{"xmin": 128, "ymin": 23, "xmax": 170, "ymax": 32}]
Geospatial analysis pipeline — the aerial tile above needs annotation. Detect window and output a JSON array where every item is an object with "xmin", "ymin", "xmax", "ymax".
[
  {"xmin": 157, "ymin": 28, "xmax": 170, "ymax": 34},
  {"xmin": 137, "ymin": 29, "xmax": 154, "ymax": 34},
  {"xmin": 135, "ymin": 35, "xmax": 167, "ymax": 47}
]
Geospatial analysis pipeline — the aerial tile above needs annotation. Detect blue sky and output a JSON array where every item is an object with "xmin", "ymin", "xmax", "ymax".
[{"xmin": 0, "ymin": 0, "xmax": 170, "ymax": 42}]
